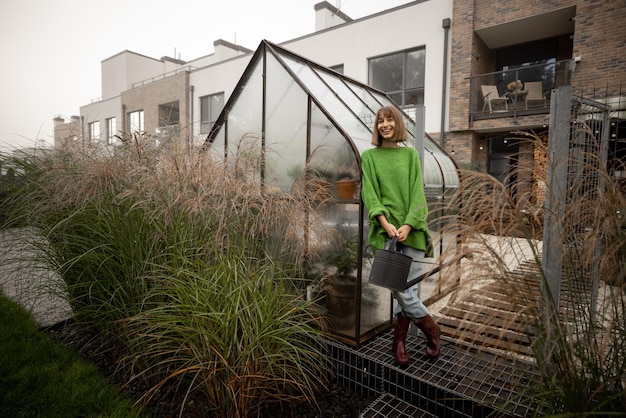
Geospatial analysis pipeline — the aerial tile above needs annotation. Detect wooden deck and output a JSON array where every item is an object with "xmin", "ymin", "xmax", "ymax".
[{"xmin": 433, "ymin": 261, "xmax": 593, "ymax": 357}]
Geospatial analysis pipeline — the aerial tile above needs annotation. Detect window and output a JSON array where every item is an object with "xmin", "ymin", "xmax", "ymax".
[
  {"xmin": 106, "ymin": 117, "xmax": 116, "ymax": 144},
  {"xmin": 200, "ymin": 93, "xmax": 224, "ymax": 134},
  {"xmin": 88, "ymin": 121, "xmax": 100, "ymax": 141},
  {"xmin": 129, "ymin": 110, "xmax": 144, "ymax": 133},
  {"xmin": 329, "ymin": 64, "xmax": 344, "ymax": 74},
  {"xmin": 158, "ymin": 101, "xmax": 180, "ymax": 127},
  {"xmin": 368, "ymin": 47, "xmax": 425, "ymax": 107}
]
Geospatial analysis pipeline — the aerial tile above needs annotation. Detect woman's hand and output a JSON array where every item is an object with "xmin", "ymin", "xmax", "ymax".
[
  {"xmin": 396, "ymin": 224, "xmax": 412, "ymax": 242},
  {"xmin": 378, "ymin": 215, "xmax": 411, "ymax": 241},
  {"xmin": 378, "ymin": 215, "xmax": 398, "ymax": 239}
]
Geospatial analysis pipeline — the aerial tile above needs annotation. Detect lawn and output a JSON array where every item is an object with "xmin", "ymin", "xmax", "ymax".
[{"xmin": 0, "ymin": 293, "xmax": 143, "ymax": 418}]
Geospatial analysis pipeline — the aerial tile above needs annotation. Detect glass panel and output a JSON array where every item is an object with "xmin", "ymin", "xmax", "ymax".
[
  {"xmin": 368, "ymin": 52, "xmax": 403, "ymax": 91},
  {"xmin": 404, "ymin": 89, "xmax": 424, "ymax": 106},
  {"xmin": 209, "ymin": 93, "xmax": 224, "ymax": 123},
  {"xmin": 309, "ymin": 104, "xmax": 358, "ymax": 184},
  {"xmin": 315, "ymin": 72, "xmax": 374, "ymax": 152},
  {"xmin": 318, "ymin": 72, "xmax": 368, "ymax": 120},
  {"xmin": 315, "ymin": 203, "xmax": 361, "ymax": 336},
  {"xmin": 200, "ymin": 96, "xmax": 209, "ymax": 134},
  {"xmin": 226, "ymin": 61, "xmax": 263, "ymax": 161},
  {"xmin": 350, "ymin": 83, "xmax": 384, "ymax": 112},
  {"xmin": 279, "ymin": 53, "xmax": 376, "ymax": 171},
  {"xmin": 308, "ymin": 104, "xmax": 362, "ymax": 336},
  {"xmin": 201, "ymin": 93, "xmax": 225, "ymax": 134},
  {"xmin": 280, "ymin": 54, "xmax": 365, "ymax": 141},
  {"xmin": 422, "ymin": 151, "xmax": 439, "ymax": 188},
  {"xmin": 389, "ymin": 92, "xmax": 402, "ymax": 107},
  {"xmin": 361, "ymin": 206, "xmax": 392, "ymax": 332},
  {"xmin": 207, "ymin": 129, "xmax": 225, "ymax": 163},
  {"xmin": 405, "ymin": 48, "xmax": 425, "ymax": 89},
  {"xmin": 425, "ymin": 143, "xmax": 460, "ymax": 189},
  {"xmin": 402, "ymin": 113, "xmax": 417, "ymax": 141},
  {"xmin": 264, "ymin": 52, "xmax": 308, "ymax": 193},
  {"xmin": 343, "ymin": 83, "xmax": 383, "ymax": 129},
  {"xmin": 129, "ymin": 110, "xmax": 144, "ymax": 133}
]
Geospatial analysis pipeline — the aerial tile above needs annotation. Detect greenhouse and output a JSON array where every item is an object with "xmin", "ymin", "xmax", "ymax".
[{"xmin": 204, "ymin": 40, "xmax": 459, "ymax": 346}]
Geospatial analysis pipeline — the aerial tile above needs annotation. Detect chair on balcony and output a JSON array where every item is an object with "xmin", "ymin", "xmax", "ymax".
[
  {"xmin": 481, "ymin": 85, "xmax": 508, "ymax": 113},
  {"xmin": 525, "ymin": 82, "xmax": 547, "ymax": 109}
]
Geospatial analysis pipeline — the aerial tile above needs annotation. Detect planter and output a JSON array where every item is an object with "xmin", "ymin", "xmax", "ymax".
[
  {"xmin": 324, "ymin": 277, "xmax": 357, "ymax": 330},
  {"xmin": 335, "ymin": 179, "xmax": 356, "ymax": 199}
]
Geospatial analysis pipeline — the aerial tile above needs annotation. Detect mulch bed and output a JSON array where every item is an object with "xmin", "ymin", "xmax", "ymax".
[{"xmin": 45, "ymin": 319, "xmax": 374, "ymax": 417}]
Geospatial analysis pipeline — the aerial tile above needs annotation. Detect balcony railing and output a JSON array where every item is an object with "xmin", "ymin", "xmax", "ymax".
[
  {"xmin": 131, "ymin": 66, "xmax": 197, "ymax": 89},
  {"xmin": 469, "ymin": 59, "xmax": 575, "ymax": 121},
  {"xmin": 156, "ymin": 124, "xmax": 180, "ymax": 137}
]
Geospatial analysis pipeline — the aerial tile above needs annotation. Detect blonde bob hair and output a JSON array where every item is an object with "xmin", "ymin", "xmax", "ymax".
[{"xmin": 371, "ymin": 106, "xmax": 408, "ymax": 146}]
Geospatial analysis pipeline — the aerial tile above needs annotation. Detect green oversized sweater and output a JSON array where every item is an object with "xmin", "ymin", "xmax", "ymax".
[{"xmin": 361, "ymin": 145, "xmax": 432, "ymax": 256}]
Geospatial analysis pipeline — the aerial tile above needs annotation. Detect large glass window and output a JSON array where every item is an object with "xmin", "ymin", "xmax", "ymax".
[
  {"xmin": 129, "ymin": 110, "xmax": 144, "ymax": 133},
  {"xmin": 158, "ymin": 101, "xmax": 180, "ymax": 127},
  {"xmin": 495, "ymin": 36, "xmax": 570, "ymax": 93},
  {"xmin": 368, "ymin": 47, "xmax": 425, "ymax": 107},
  {"xmin": 200, "ymin": 93, "xmax": 224, "ymax": 134},
  {"xmin": 88, "ymin": 121, "xmax": 100, "ymax": 141},
  {"xmin": 106, "ymin": 117, "xmax": 116, "ymax": 144}
]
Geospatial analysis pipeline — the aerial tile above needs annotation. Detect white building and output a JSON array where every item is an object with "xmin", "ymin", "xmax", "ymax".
[{"xmin": 58, "ymin": 1, "xmax": 452, "ymax": 150}]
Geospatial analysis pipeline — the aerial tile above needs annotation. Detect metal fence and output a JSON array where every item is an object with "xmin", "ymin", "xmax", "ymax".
[{"xmin": 542, "ymin": 85, "xmax": 614, "ymax": 322}]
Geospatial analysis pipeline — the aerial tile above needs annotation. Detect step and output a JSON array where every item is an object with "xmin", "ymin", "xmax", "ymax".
[{"xmin": 360, "ymin": 393, "xmax": 437, "ymax": 418}]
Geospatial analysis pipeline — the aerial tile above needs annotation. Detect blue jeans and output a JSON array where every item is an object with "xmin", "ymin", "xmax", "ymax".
[{"xmin": 384, "ymin": 238, "xmax": 430, "ymax": 321}]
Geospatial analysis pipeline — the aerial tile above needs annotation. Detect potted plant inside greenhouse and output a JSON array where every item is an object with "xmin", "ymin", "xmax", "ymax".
[
  {"xmin": 308, "ymin": 235, "xmax": 359, "ymax": 330},
  {"xmin": 307, "ymin": 234, "xmax": 379, "ymax": 332},
  {"xmin": 333, "ymin": 164, "xmax": 359, "ymax": 200}
]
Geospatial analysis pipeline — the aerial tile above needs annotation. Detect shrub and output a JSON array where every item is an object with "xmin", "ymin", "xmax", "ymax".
[{"xmin": 1, "ymin": 134, "xmax": 331, "ymax": 417}]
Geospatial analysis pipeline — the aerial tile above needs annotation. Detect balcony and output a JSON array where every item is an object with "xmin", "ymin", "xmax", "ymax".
[{"xmin": 469, "ymin": 59, "xmax": 575, "ymax": 122}]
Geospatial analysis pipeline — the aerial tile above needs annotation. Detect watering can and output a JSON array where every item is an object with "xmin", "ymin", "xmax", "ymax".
[{"xmin": 369, "ymin": 236, "xmax": 444, "ymax": 291}]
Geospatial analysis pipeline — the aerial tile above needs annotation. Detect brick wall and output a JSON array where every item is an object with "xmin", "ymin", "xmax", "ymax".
[
  {"xmin": 570, "ymin": 0, "xmax": 626, "ymax": 97},
  {"xmin": 446, "ymin": 0, "xmax": 625, "ymax": 167},
  {"xmin": 121, "ymin": 72, "xmax": 190, "ymax": 140}
]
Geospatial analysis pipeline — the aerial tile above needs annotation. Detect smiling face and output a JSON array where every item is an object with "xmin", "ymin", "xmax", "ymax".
[
  {"xmin": 377, "ymin": 114, "xmax": 396, "ymax": 141},
  {"xmin": 371, "ymin": 106, "xmax": 407, "ymax": 146}
]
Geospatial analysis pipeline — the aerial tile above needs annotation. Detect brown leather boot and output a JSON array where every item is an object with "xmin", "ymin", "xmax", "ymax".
[
  {"xmin": 392, "ymin": 314, "xmax": 411, "ymax": 366},
  {"xmin": 415, "ymin": 315, "xmax": 441, "ymax": 359}
]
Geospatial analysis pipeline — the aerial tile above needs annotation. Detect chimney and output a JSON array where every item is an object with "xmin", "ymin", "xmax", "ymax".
[
  {"xmin": 213, "ymin": 39, "xmax": 252, "ymax": 61},
  {"xmin": 314, "ymin": 1, "xmax": 352, "ymax": 31}
]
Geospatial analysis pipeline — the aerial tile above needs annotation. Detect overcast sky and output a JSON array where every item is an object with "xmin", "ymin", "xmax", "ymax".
[{"xmin": 0, "ymin": 0, "xmax": 410, "ymax": 151}]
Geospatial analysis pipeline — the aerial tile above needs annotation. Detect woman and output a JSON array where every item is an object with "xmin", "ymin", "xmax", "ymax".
[{"xmin": 361, "ymin": 105, "xmax": 441, "ymax": 365}]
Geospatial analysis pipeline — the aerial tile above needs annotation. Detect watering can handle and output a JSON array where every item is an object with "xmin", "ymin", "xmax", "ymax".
[
  {"xmin": 402, "ymin": 253, "xmax": 470, "ymax": 289},
  {"xmin": 389, "ymin": 235, "xmax": 400, "ymax": 252}
]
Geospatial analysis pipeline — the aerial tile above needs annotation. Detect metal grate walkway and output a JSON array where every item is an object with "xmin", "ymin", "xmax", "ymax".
[{"xmin": 326, "ymin": 328, "xmax": 540, "ymax": 418}]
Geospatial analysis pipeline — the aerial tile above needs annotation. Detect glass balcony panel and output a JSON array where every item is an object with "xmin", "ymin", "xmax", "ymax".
[{"xmin": 470, "ymin": 59, "xmax": 574, "ymax": 119}]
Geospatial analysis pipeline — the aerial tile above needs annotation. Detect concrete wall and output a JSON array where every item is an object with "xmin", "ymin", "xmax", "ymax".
[{"xmin": 189, "ymin": 0, "xmax": 453, "ymax": 139}]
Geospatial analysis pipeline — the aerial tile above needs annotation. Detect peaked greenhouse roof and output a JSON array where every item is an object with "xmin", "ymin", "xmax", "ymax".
[
  {"xmin": 204, "ymin": 40, "xmax": 458, "ymax": 199},
  {"xmin": 202, "ymin": 40, "xmax": 459, "ymax": 345}
]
